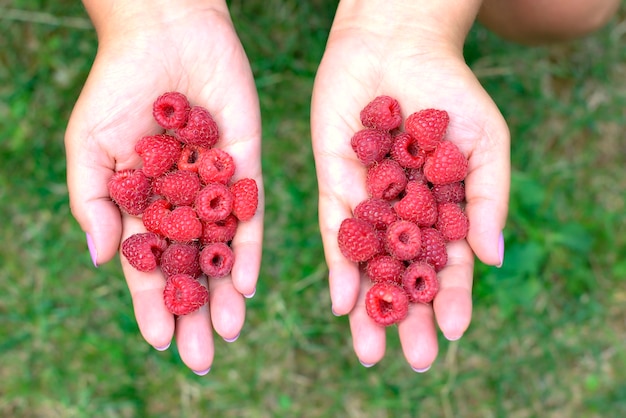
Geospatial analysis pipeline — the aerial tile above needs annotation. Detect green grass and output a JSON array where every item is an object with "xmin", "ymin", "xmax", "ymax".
[{"xmin": 1, "ymin": 1, "xmax": 626, "ymax": 416}]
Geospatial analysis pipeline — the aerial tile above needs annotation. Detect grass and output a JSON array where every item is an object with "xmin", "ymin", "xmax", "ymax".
[{"xmin": 1, "ymin": 0, "xmax": 625, "ymax": 416}]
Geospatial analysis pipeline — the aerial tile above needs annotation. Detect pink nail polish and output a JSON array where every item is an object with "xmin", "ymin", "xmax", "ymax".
[
  {"xmin": 86, "ymin": 233, "xmax": 98, "ymax": 267},
  {"xmin": 497, "ymin": 232, "xmax": 505, "ymax": 268}
]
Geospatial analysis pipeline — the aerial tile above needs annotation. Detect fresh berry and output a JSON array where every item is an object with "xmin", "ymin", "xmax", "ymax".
[
  {"xmin": 385, "ymin": 220, "xmax": 422, "ymax": 261},
  {"xmin": 135, "ymin": 134, "xmax": 182, "ymax": 178},
  {"xmin": 200, "ymin": 214, "xmax": 238, "ymax": 244},
  {"xmin": 176, "ymin": 106, "xmax": 219, "ymax": 148},
  {"xmin": 121, "ymin": 232, "xmax": 168, "ymax": 272},
  {"xmin": 406, "ymin": 167, "xmax": 427, "ymax": 184},
  {"xmin": 366, "ymin": 159, "xmax": 407, "ymax": 200},
  {"xmin": 390, "ymin": 132, "xmax": 426, "ymax": 169},
  {"xmin": 153, "ymin": 170, "xmax": 201, "ymax": 206},
  {"xmin": 163, "ymin": 273, "xmax": 209, "ymax": 316},
  {"xmin": 142, "ymin": 198, "xmax": 171, "ymax": 235},
  {"xmin": 394, "ymin": 181, "xmax": 438, "ymax": 227},
  {"xmin": 415, "ymin": 227, "xmax": 448, "ymax": 272},
  {"xmin": 178, "ymin": 145, "xmax": 209, "ymax": 172},
  {"xmin": 198, "ymin": 148, "xmax": 236, "ymax": 185},
  {"xmin": 353, "ymin": 198, "xmax": 397, "ymax": 230},
  {"xmin": 152, "ymin": 91, "xmax": 191, "ymax": 130},
  {"xmin": 199, "ymin": 242, "xmax": 235, "ymax": 278},
  {"xmin": 366, "ymin": 255, "xmax": 405, "ymax": 285},
  {"xmin": 436, "ymin": 202, "xmax": 469, "ymax": 241},
  {"xmin": 161, "ymin": 242, "xmax": 201, "ymax": 279},
  {"xmin": 350, "ymin": 129, "xmax": 393, "ymax": 166},
  {"xmin": 337, "ymin": 218, "xmax": 382, "ymax": 263},
  {"xmin": 194, "ymin": 183, "xmax": 233, "ymax": 222},
  {"xmin": 108, "ymin": 169, "xmax": 152, "ymax": 216},
  {"xmin": 431, "ymin": 181, "xmax": 465, "ymax": 203},
  {"xmin": 161, "ymin": 206, "xmax": 203, "ymax": 242},
  {"xmin": 404, "ymin": 108, "xmax": 449, "ymax": 152},
  {"xmin": 423, "ymin": 140, "xmax": 468, "ymax": 185},
  {"xmin": 359, "ymin": 95, "xmax": 402, "ymax": 131},
  {"xmin": 365, "ymin": 282, "xmax": 409, "ymax": 326},
  {"xmin": 402, "ymin": 261, "xmax": 439, "ymax": 303},
  {"xmin": 230, "ymin": 178, "xmax": 258, "ymax": 222}
]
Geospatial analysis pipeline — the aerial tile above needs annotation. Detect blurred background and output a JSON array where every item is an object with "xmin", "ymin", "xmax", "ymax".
[{"xmin": 1, "ymin": 1, "xmax": 625, "ymax": 416}]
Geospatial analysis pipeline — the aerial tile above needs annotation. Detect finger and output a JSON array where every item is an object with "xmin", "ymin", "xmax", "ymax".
[
  {"xmin": 208, "ymin": 277, "xmax": 246, "ymax": 341},
  {"xmin": 397, "ymin": 302, "xmax": 439, "ymax": 371},
  {"xmin": 348, "ymin": 278, "xmax": 387, "ymax": 366}
]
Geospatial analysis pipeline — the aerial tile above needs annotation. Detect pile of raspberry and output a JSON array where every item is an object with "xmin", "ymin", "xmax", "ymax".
[
  {"xmin": 108, "ymin": 92, "xmax": 258, "ymax": 316},
  {"xmin": 338, "ymin": 96, "xmax": 469, "ymax": 327}
]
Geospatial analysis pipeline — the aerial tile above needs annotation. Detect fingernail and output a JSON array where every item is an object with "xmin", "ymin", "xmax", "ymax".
[
  {"xmin": 244, "ymin": 288, "xmax": 256, "ymax": 299},
  {"xmin": 153, "ymin": 342, "xmax": 171, "ymax": 351},
  {"xmin": 193, "ymin": 367, "xmax": 211, "ymax": 376},
  {"xmin": 86, "ymin": 232, "xmax": 98, "ymax": 267},
  {"xmin": 223, "ymin": 333, "xmax": 240, "ymax": 343},
  {"xmin": 445, "ymin": 334, "xmax": 463, "ymax": 341},
  {"xmin": 412, "ymin": 365, "xmax": 431, "ymax": 373},
  {"xmin": 497, "ymin": 231, "xmax": 505, "ymax": 268},
  {"xmin": 359, "ymin": 360, "xmax": 375, "ymax": 368},
  {"xmin": 331, "ymin": 307, "xmax": 341, "ymax": 317}
]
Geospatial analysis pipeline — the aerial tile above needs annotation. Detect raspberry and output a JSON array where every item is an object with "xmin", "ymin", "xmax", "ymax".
[
  {"xmin": 390, "ymin": 132, "xmax": 426, "ymax": 169},
  {"xmin": 135, "ymin": 134, "xmax": 182, "ymax": 178},
  {"xmin": 431, "ymin": 181, "xmax": 465, "ymax": 203},
  {"xmin": 108, "ymin": 169, "xmax": 152, "ymax": 216},
  {"xmin": 423, "ymin": 140, "xmax": 468, "ymax": 185},
  {"xmin": 436, "ymin": 202, "xmax": 469, "ymax": 241},
  {"xmin": 177, "ymin": 145, "xmax": 209, "ymax": 172},
  {"xmin": 394, "ymin": 181, "xmax": 438, "ymax": 227},
  {"xmin": 337, "ymin": 218, "xmax": 382, "ymax": 263},
  {"xmin": 198, "ymin": 148, "xmax": 236, "ymax": 185},
  {"xmin": 152, "ymin": 91, "xmax": 191, "ymax": 130},
  {"xmin": 385, "ymin": 220, "xmax": 422, "ymax": 261},
  {"xmin": 366, "ymin": 159, "xmax": 407, "ymax": 201},
  {"xmin": 350, "ymin": 129, "xmax": 393, "ymax": 166},
  {"xmin": 359, "ymin": 95, "xmax": 402, "ymax": 131},
  {"xmin": 200, "ymin": 214, "xmax": 238, "ymax": 245},
  {"xmin": 406, "ymin": 167, "xmax": 427, "ymax": 184},
  {"xmin": 402, "ymin": 261, "xmax": 439, "ymax": 303},
  {"xmin": 230, "ymin": 178, "xmax": 258, "ymax": 221},
  {"xmin": 121, "ymin": 232, "xmax": 168, "ymax": 272},
  {"xmin": 161, "ymin": 206, "xmax": 203, "ymax": 242},
  {"xmin": 366, "ymin": 255, "xmax": 405, "ymax": 285},
  {"xmin": 176, "ymin": 106, "xmax": 219, "ymax": 148},
  {"xmin": 153, "ymin": 170, "xmax": 201, "ymax": 207},
  {"xmin": 200, "ymin": 242, "xmax": 235, "ymax": 278},
  {"xmin": 163, "ymin": 273, "xmax": 209, "ymax": 316},
  {"xmin": 161, "ymin": 242, "xmax": 201, "ymax": 279},
  {"xmin": 365, "ymin": 282, "xmax": 409, "ymax": 327},
  {"xmin": 194, "ymin": 183, "xmax": 233, "ymax": 222},
  {"xmin": 142, "ymin": 198, "xmax": 171, "ymax": 235},
  {"xmin": 415, "ymin": 228, "xmax": 448, "ymax": 272},
  {"xmin": 353, "ymin": 198, "xmax": 397, "ymax": 230},
  {"xmin": 404, "ymin": 108, "xmax": 449, "ymax": 152}
]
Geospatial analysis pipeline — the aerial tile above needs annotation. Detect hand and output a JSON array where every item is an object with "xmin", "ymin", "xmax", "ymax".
[
  {"xmin": 311, "ymin": 1, "xmax": 509, "ymax": 370},
  {"xmin": 65, "ymin": 1, "xmax": 263, "ymax": 373}
]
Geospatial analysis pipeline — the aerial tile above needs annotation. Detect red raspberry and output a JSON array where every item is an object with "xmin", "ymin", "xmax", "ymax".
[
  {"xmin": 404, "ymin": 108, "xmax": 449, "ymax": 152},
  {"xmin": 353, "ymin": 198, "xmax": 397, "ymax": 230},
  {"xmin": 390, "ymin": 132, "xmax": 426, "ymax": 169},
  {"xmin": 197, "ymin": 148, "xmax": 236, "ymax": 185},
  {"xmin": 337, "ymin": 218, "xmax": 382, "ymax": 263},
  {"xmin": 121, "ymin": 232, "xmax": 168, "ymax": 272},
  {"xmin": 406, "ymin": 167, "xmax": 427, "ymax": 184},
  {"xmin": 108, "ymin": 169, "xmax": 152, "ymax": 216},
  {"xmin": 230, "ymin": 178, "xmax": 259, "ymax": 222},
  {"xmin": 199, "ymin": 242, "xmax": 235, "ymax": 278},
  {"xmin": 176, "ymin": 106, "xmax": 219, "ymax": 148},
  {"xmin": 152, "ymin": 91, "xmax": 191, "ymax": 130},
  {"xmin": 195, "ymin": 183, "xmax": 233, "ymax": 222},
  {"xmin": 350, "ymin": 129, "xmax": 393, "ymax": 166},
  {"xmin": 394, "ymin": 181, "xmax": 438, "ymax": 227},
  {"xmin": 142, "ymin": 198, "xmax": 171, "ymax": 235},
  {"xmin": 135, "ymin": 134, "xmax": 182, "ymax": 178},
  {"xmin": 423, "ymin": 140, "xmax": 468, "ymax": 185},
  {"xmin": 366, "ymin": 255, "xmax": 405, "ymax": 285},
  {"xmin": 402, "ymin": 261, "xmax": 439, "ymax": 303},
  {"xmin": 431, "ymin": 181, "xmax": 465, "ymax": 203},
  {"xmin": 177, "ymin": 145, "xmax": 209, "ymax": 172},
  {"xmin": 365, "ymin": 282, "xmax": 409, "ymax": 327},
  {"xmin": 153, "ymin": 170, "xmax": 202, "ymax": 207},
  {"xmin": 163, "ymin": 273, "xmax": 209, "ymax": 316},
  {"xmin": 161, "ymin": 206, "xmax": 203, "ymax": 242},
  {"xmin": 366, "ymin": 159, "xmax": 407, "ymax": 201},
  {"xmin": 200, "ymin": 214, "xmax": 238, "ymax": 245},
  {"xmin": 161, "ymin": 242, "xmax": 201, "ymax": 279},
  {"xmin": 359, "ymin": 95, "xmax": 402, "ymax": 131},
  {"xmin": 385, "ymin": 220, "xmax": 422, "ymax": 261},
  {"xmin": 436, "ymin": 202, "xmax": 469, "ymax": 241},
  {"xmin": 415, "ymin": 228, "xmax": 448, "ymax": 272}
]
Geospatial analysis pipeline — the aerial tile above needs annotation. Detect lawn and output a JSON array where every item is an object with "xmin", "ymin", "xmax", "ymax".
[{"xmin": 1, "ymin": 1, "xmax": 625, "ymax": 417}]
